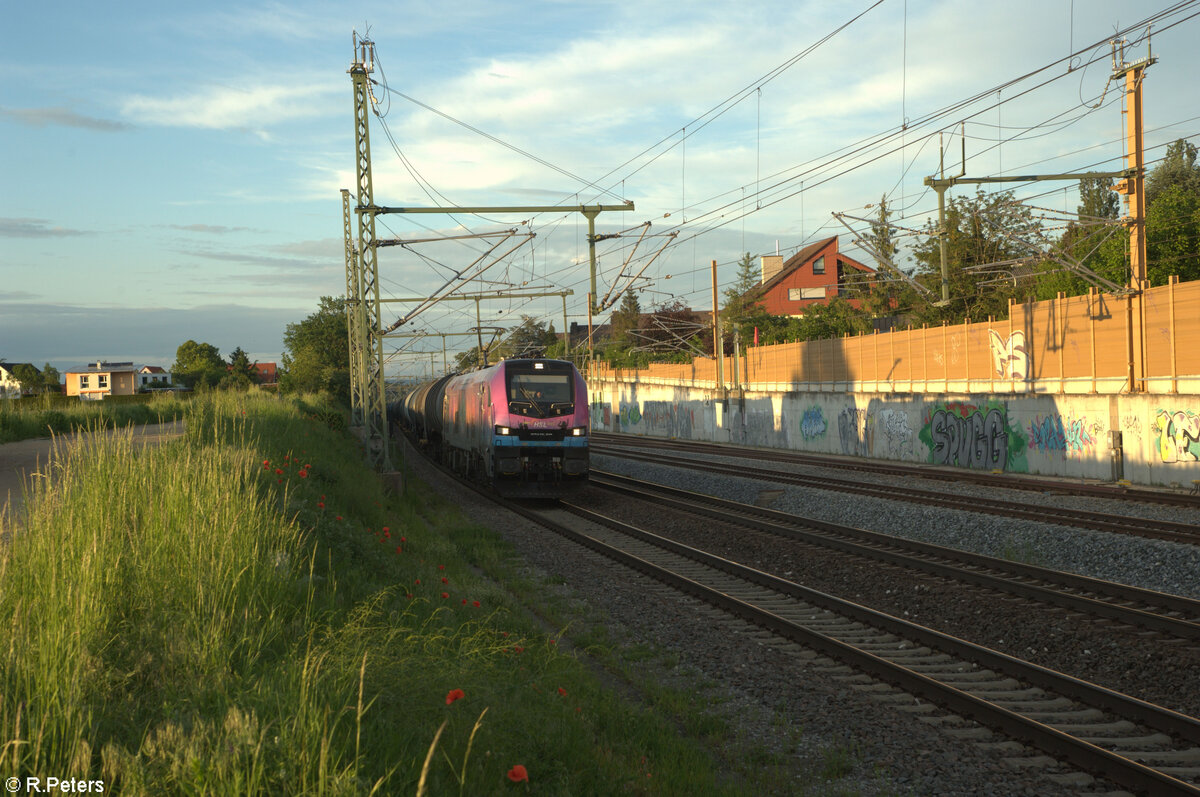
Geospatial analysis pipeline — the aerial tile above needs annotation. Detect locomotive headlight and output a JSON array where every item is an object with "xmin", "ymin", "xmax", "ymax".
[
  {"xmin": 495, "ymin": 425, "xmax": 512, "ymax": 436},
  {"xmin": 570, "ymin": 426, "xmax": 587, "ymax": 437}
]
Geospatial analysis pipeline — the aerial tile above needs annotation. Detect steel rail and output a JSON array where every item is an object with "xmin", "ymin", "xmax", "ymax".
[
  {"xmin": 536, "ymin": 500, "xmax": 1200, "ymax": 795},
  {"xmin": 589, "ymin": 470, "xmax": 1200, "ymax": 640},
  {"xmin": 592, "ymin": 443, "xmax": 1200, "ymax": 545},
  {"xmin": 592, "ymin": 432, "xmax": 1200, "ymax": 509}
]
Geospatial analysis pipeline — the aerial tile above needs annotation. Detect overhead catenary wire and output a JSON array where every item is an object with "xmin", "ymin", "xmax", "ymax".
[{"xmin": 368, "ymin": 1, "xmax": 1200, "ymax": 378}]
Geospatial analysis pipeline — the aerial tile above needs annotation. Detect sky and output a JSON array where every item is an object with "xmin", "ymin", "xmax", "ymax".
[{"xmin": 3, "ymin": 0, "xmax": 1199, "ymax": 379}]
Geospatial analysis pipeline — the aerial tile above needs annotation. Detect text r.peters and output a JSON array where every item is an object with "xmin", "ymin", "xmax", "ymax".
[{"xmin": 12, "ymin": 777, "xmax": 104, "ymax": 794}]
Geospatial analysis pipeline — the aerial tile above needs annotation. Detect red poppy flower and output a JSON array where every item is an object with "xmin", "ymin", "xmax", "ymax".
[
  {"xmin": 383, "ymin": 531, "xmax": 390, "ymax": 539},
  {"xmin": 406, "ymin": 593, "xmax": 413, "ymax": 599},
  {"xmin": 299, "ymin": 470, "xmax": 308, "ymax": 478},
  {"xmin": 336, "ymin": 516, "xmax": 343, "ymax": 521},
  {"xmin": 275, "ymin": 468, "xmax": 283, "ymax": 475},
  {"xmin": 461, "ymin": 599, "xmax": 467, "ymax": 605},
  {"xmin": 445, "ymin": 688, "xmax": 465, "ymax": 705},
  {"xmin": 507, "ymin": 765, "xmax": 528, "ymax": 783},
  {"xmin": 317, "ymin": 502, "xmax": 325, "ymax": 509},
  {"xmin": 382, "ymin": 526, "xmax": 389, "ymax": 533},
  {"xmin": 396, "ymin": 546, "xmax": 403, "ymax": 554},
  {"xmin": 400, "ymin": 536, "xmax": 406, "ymax": 543},
  {"xmin": 441, "ymin": 577, "xmax": 448, "ymax": 584},
  {"xmin": 513, "ymin": 646, "xmax": 524, "ymax": 654},
  {"xmin": 437, "ymin": 564, "xmax": 445, "ymax": 571},
  {"xmin": 262, "ymin": 460, "xmax": 270, "ymax": 467},
  {"xmin": 472, "ymin": 601, "xmax": 480, "ymax": 608},
  {"xmin": 557, "ymin": 687, "xmax": 567, "ymax": 697},
  {"xmin": 414, "ymin": 579, "xmax": 421, "ymax": 585},
  {"xmin": 441, "ymin": 592, "xmax": 449, "ymax": 599}
]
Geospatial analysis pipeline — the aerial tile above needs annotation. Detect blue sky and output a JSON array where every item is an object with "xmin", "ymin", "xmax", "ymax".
[{"xmin": 3, "ymin": 1, "xmax": 1198, "ymax": 378}]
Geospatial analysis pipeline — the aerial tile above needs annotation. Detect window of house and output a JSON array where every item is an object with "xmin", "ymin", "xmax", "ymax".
[
  {"xmin": 80, "ymin": 375, "xmax": 89, "ymax": 388},
  {"xmin": 812, "ymin": 255, "xmax": 826, "ymax": 274},
  {"xmin": 789, "ymin": 287, "xmax": 827, "ymax": 300},
  {"xmin": 98, "ymin": 374, "xmax": 108, "ymax": 389}
]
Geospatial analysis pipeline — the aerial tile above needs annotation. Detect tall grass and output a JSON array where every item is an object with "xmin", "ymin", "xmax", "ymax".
[
  {"xmin": 0, "ymin": 393, "xmax": 189, "ymax": 443},
  {"xmin": 0, "ymin": 392, "xmax": 750, "ymax": 794}
]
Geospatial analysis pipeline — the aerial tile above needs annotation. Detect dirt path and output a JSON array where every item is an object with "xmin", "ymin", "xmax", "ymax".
[{"xmin": 0, "ymin": 420, "xmax": 186, "ymax": 528}]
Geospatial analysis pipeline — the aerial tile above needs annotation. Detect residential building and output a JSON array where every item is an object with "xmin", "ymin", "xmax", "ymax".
[
  {"xmin": 0, "ymin": 362, "xmax": 36, "ymax": 399},
  {"xmin": 138, "ymin": 365, "xmax": 173, "ymax": 389},
  {"xmin": 744, "ymin": 236, "xmax": 878, "ymax": 317},
  {"xmin": 65, "ymin": 362, "xmax": 140, "ymax": 400},
  {"xmin": 251, "ymin": 362, "xmax": 278, "ymax": 385}
]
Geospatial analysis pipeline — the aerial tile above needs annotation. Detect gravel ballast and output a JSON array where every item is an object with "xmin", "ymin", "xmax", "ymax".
[{"xmin": 406, "ymin": 440, "xmax": 1145, "ymax": 795}]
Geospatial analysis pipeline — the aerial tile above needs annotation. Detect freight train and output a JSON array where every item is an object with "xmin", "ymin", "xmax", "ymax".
[{"xmin": 397, "ymin": 358, "xmax": 589, "ymax": 498}]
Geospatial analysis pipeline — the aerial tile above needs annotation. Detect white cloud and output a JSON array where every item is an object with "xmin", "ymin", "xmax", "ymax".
[{"xmin": 122, "ymin": 81, "xmax": 339, "ymax": 131}]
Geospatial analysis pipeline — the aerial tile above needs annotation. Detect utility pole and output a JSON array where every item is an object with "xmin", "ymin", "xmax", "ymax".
[
  {"xmin": 1110, "ymin": 40, "xmax": 1155, "ymax": 288},
  {"xmin": 348, "ymin": 34, "xmax": 390, "ymax": 470},
  {"xmin": 711, "ymin": 260, "xmax": 724, "ymax": 392},
  {"xmin": 1110, "ymin": 40, "xmax": 1155, "ymax": 393},
  {"xmin": 341, "ymin": 189, "xmax": 364, "ymax": 428},
  {"xmin": 346, "ymin": 34, "xmax": 634, "ymax": 469}
]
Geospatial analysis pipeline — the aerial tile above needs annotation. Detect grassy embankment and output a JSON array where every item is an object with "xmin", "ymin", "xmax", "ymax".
[{"xmin": 0, "ymin": 391, "xmax": 774, "ymax": 794}]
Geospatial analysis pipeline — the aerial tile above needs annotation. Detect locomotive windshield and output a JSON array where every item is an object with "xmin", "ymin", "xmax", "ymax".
[{"xmin": 506, "ymin": 361, "xmax": 574, "ymax": 418}]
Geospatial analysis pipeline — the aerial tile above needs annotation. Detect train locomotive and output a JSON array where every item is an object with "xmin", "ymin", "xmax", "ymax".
[{"xmin": 399, "ymin": 359, "xmax": 589, "ymax": 497}]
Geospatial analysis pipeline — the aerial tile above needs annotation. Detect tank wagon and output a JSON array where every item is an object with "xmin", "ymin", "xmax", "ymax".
[{"xmin": 399, "ymin": 359, "xmax": 589, "ymax": 497}]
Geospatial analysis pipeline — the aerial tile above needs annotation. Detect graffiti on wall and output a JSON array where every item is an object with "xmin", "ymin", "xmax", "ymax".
[
  {"xmin": 618, "ymin": 403, "xmax": 642, "ymax": 428},
  {"xmin": 838, "ymin": 408, "xmax": 872, "ymax": 456},
  {"xmin": 1154, "ymin": 409, "xmax": 1200, "ymax": 462},
  {"xmin": 800, "ymin": 405, "xmax": 827, "ymax": 440},
  {"xmin": 920, "ymin": 401, "xmax": 1028, "ymax": 472},
  {"xmin": 734, "ymin": 409, "xmax": 782, "ymax": 446},
  {"xmin": 642, "ymin": 401, "xmax": 694, "ymax": 439},
  {"xmin": 1121, "ymin": 414, "xmax": 1143, "ymax": 438},
  {"xmin": 1026, "ymin": 414, "xmax": 1102, "ymax": 456},
  {"xmin": 988, "ymin": 330, "xmax": 1028, "ymax": 380},
  {"xmin": 876, "ymin": 408, "xmax": 914, "ymax": 459}
]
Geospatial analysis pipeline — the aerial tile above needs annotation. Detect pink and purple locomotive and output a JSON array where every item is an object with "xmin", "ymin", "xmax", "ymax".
[{"xmin": 399, "ymin": 359, "xmax": 589, "ymax": 497}]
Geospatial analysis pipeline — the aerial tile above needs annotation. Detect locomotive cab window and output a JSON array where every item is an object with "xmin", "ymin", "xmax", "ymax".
[{"xmin": 506, "ymin": 361, "xmax": 574, "ymax": 418}]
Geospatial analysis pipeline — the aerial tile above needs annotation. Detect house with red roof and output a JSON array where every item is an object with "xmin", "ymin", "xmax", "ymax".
[{"xmin": 744, "ymin": 236, "xmax": 878, "ymax": 317}]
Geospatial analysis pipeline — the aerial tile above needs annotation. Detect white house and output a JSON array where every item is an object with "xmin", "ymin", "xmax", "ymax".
[{"xmin": 0, "ymin": 362, "xmax": 36, "ymax": 399}]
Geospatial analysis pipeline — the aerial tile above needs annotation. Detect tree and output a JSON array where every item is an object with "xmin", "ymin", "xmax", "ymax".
[
  {"xmin": 280, "ymin": 296, "xmax": 350, "ymax": 403},
  {"xmin": 909, "ymin": 188, "xmax": 1042, "ymax": 323},
  {"xmin": 495, "ymin": 316, "xmax": 555, "ymax": 360},
  {"xmin": 610, "ymin": 290, "xmax": 642, "ymax": 346},
  {"xmin": 172, "ymin": 340, "xmax": 225, "ymax": 388},
  {"xmin": 12, "ymin": 364, "xmax": 42, "ymax": 395},
  {"xmin": 1038, "ymin": 138, "xmax": 1200, "ymax": 297},
  {"xmin": 846, "ymin": 195, "xmax": 903, "ymax": 319},
  {"xmin": 1145, "ymin": 139, "xmax": 1200, "ymax": 285},
  {"xmin": 1146, "ymin": 139, "xmax": 1200, "ymax": 208},
  {"xmin": 721, "ymin": 252, "xmax": 761, "ymax": 327},
  {"xmin": 221, "ymin": 346, "xmax": 256, "ymax": 390},
  {"xmin": 41, "ymin": 363, "xmax": 61, "ymax": 393}
]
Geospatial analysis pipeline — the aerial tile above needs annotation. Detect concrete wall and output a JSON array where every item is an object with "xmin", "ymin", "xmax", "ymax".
[{"xmin": 590, "ymin": 378, "xmax": 1200, "ymax": 489}]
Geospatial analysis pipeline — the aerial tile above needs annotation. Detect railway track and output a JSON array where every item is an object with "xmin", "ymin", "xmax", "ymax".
[
  {"xmin": 400, "ymin": 432, "xmax": 1200, "ymax": 792},
  {"xmin": 589, "ymin": 470, "xmax": 1200, "ymax": 643},
  {"xmin": 592, "ymin": 440, "xmax": 1200, "ymax": 545},
  {"xmin": 592, "ymin": 431, "xmax": 1200, "ymax": 509},
  {"xmin": 517, "ymin": 496, "xmax": 1200, "ymax": 795}
]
